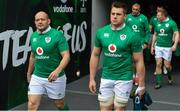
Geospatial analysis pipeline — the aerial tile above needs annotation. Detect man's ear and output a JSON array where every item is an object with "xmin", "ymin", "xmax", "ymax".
[{"xmin": 48, "ymin": 19, "xmax": 51, "ymax": 25}]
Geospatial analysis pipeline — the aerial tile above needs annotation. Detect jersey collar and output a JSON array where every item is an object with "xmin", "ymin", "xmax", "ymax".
[
  {"xmin": 164, "ymin": 17, "xmax": 169, "ymax": 22},
  {"xmin": 111, "ymin": 23, "xmax": 125, "ymax": 31},
  {"xmin": 37, "ymin": 26, "xmax": 51, "ymax": 34}
]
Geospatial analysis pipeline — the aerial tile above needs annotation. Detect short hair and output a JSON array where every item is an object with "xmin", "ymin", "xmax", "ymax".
[
  {"xmin": 111, "ymin": 1, "xmax": 127, "ymax": 14},
  {"xmin": 158, "ymin": 8, "xmax": 168, "ymax": 17},
  {"xmin": 132, "ymin": 3, "xmax": 141, "ymax": 8},
  {"xmin": 132, "ymin": 3, "xmax": 141, "ymax": 11},
  {"xmin": 35, "ymin": 11, "xmax": 50, "ymax": 19},
  {"xmin": 156, "ymin": 3, "xmax": 168, "ymax": 10}
]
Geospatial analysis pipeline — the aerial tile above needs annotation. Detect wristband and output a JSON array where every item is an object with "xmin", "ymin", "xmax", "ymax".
[{"xmin": 135, "ymin": 86, "xmax": 145, "ymax": 94}]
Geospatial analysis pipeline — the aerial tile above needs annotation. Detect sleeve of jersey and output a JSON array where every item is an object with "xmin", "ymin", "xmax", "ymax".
[
  {"xmin": 144, "ymin": 17, "xmax": 151, "ymax": 44},
  {"xmin": 154, "ymin": 25, "xmax": 158, "ymax": 33},
  {"xmin": 58, "ymin": 32, "xmax": 69, "ymax": 52},
  {"xmin": 94, "ymin": 30, "xmax": 102, "ymax": 47},
  {"xmin": 125, "ymin": 16, "xmax": 128, "ymax": 24},
  {"xmin": 149, "ymin": 16, "xmax": 154, "ymax": 26},
  {"xmin": 172, "ymin": 21, "xmax": 178, "ymax": 32},
  {"xmin": 131, "ymin": 34, "xmax": 142, "ymax": 52}
]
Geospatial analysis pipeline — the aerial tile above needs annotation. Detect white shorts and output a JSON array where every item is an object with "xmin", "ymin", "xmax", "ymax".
[
  {"xmin": 28, "ymin": 74, "xmax": 66, "ymax": 99},
  {"xmin": 98, "ymin": 78, "xmax": 133, "ymax": 104},
  {"xmin": 155, "ymin": 46, "xmax": 172, "ymax": 61}
]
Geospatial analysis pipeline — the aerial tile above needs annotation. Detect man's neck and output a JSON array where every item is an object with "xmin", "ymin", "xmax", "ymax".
[
  {"xmin": 37, "ymin": 26, "xmax": 51, "ymax": 34},
  {"xmin": 111, "ymin": 23, "xmax": 125, "ymax": 30},
  {"xmin": 132, "ymin": 13, "xmax": 140, "ymax": 16},
  {"xmin": 161, "ymin": 17, "xmax": 169, "ymax": 22}
]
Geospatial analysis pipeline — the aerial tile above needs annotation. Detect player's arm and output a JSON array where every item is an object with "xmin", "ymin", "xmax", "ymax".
[
  {"xmin": 133, "ymin": 51, "xmax": 145, "ymax": 97},
  {"xmin": 57, "ymin": 50, "xmax": 70, "ymax": 74},
  {"xmin": 27, "ymin": 52, "xmax": 34, "ymax": 83},
  {"xmin": 89, "ymin": 47, "xmax": 101, "ymax": 94},
  {"xmin": 172, "ymin": 31, "xmax": 179, "ymax": 51},
  {"xmin": 149, "ymin": 25, "xmax": 153, "ymax": 33},
  {"xmin": 151, "ymin": 32, "xmax": 157, "ymax": 55},
  {"xmin": 48, "ymin": 50, "xmax": 70, "ymax": 82},
  {"xmin": 149, "ymin": 17, "xmax": 154, "ymax": 34},
  {"xmin": 143, "ymin": 17, "xmax": 151, "ymax": 48}
]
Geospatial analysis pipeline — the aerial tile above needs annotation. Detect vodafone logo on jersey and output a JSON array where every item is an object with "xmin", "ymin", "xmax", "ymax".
[
  {"xmin": 159, "ymin": 28, "xmax": 168, "ymax": 36},
  {"xmin": 36, "ymin": 47, "xmax": 43, "ymax": 55},
  {"xmin": 108, "ymin": 44, "xmax": 116, "ymax": 53},
  {"xmin": 160, "ymin": 29, "xmax": 164, "ymax": 33}
]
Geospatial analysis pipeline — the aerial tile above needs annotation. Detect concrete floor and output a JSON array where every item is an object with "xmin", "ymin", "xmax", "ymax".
[{"xmin": 12, "ymin": 60, "xmax": 180, "ymax": 110}]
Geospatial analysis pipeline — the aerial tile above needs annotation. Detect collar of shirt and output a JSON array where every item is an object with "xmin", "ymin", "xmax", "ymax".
[
  {"xmin": 111, "ymin": 23, "xmax": 125, "ymax": 31},
  {"xmin": 37, "ymin": 26, "xmax": 51, "ymax": 34},
  {"xmin": 132, "ymin": 13, "xmax": 140, "ymax": 16},
  {"xmin": 163, "ymin": 17, "xmax": 169, "ymax": 22}
]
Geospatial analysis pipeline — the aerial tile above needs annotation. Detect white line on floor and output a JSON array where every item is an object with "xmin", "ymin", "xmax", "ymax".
[{"xmin": 153, "ymin": 101, "xmax": 180, "ymax": 106}]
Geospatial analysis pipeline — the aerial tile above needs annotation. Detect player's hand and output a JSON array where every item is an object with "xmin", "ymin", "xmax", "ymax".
[
  {"xmin": 135, "ymin": 86, "xmax": 145, "ymax": 99},
  {"xmin": 89, "ymin": 79, "xmax": 96, "ymax": 94},
  {"xmin": 171, "ymin": 45, "xmax": 177, "ymax": 52},
  {"xmin": 151, "ymin": 47, "xmax": 155, "ymax": 55},
  {"xmin": 48, "ymin": 71, "xmax": 59, "ymax": 82},
  {"xmin": 143, "ymin": 44, "xmax": 148, "ymax": 49}
]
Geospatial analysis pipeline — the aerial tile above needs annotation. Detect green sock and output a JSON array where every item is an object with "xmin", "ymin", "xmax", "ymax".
[
  {"xmin": 58, "ymin": 103, "xmax": 69, "ymax": 111},
  {"xmin": 167, "ymin": 69, "xmax": 172, "ymax": 80},
  {"xmin": 156, "ymin": 74, "xmax": 162, "ymax": 85}
]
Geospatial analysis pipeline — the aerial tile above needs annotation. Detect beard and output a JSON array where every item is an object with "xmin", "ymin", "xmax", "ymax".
[{"xmin": 37, "ymin": 26, "xmax": 49, "ymax": 32}]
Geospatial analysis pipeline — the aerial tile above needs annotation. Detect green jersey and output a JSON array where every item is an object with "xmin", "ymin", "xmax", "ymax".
[
  {"xmin": 126, "ymin": 13, "xmax": 150, "ymax": 44},
  {"xmin": 30, "ymin": 27, "xmax": 69, "ymax": 78},
  {"xmin": 95, "ymin": 24, "xmax": 142, "ymax": 80},
  {"xmin": 154, "ymin": 18, "xmax": 178, "ymax": 47},
  {"xmin": 149, "ymin": 15, "xmax": 158, "ymax": 32},
  {"xmin": 150, "ymin": 15, "xmax": 172, "ymax": 33}
]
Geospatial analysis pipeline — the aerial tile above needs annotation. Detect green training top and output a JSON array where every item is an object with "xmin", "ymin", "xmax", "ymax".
[
  {"xmin": 95, "ymin": 24, "xmax": 142, "ymax": 80},
  {"xmin": 150, "ymin": 15, "xmax": 172, "ymax": 32},
  {"xmin": 149, "ymin": 15, "xmax": 158, "ymax": 32},
  {"xmin": 154, "ymin": 17, "xmax": 178, "ymax": 47},
  {"xmin": 126, "ymin": 13, "xmax": 150, "ymax": 44},
  {"xmin": 30, "ymin": 27, "xmax": 69, "ymax": 78}
]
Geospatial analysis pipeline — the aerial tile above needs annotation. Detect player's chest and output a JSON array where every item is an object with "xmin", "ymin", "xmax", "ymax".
[
  {"xmin": 31, "ymin": 36, "xmax": 56, "ymax": 51},
  {"xmin": 127, "ymin": 17, "xmax": 144, "ymax": 26},
  {"xmin": 100, "ymin": 32, "xmax": 129, "ymax": 49},
  {"xmin": 156, "ymin": 23, "xmax": 171, "ymax": 33}
]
